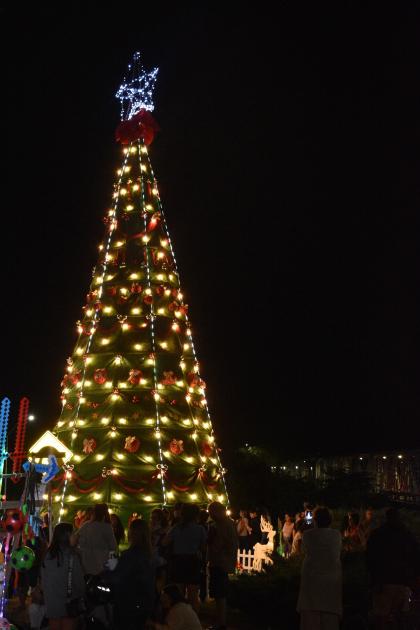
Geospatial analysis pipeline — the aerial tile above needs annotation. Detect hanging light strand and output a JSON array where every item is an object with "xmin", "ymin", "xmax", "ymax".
[
  {"xmin": 58, "ymin": 152, "xmax": 130, "ymax": 521},
  {"xmin": 144, "ymin": 148, "xmax": 229, "ymax": 504},
  {"xmin": 139, "ymin": 139, "xmax": 167, "ymax": 505}
]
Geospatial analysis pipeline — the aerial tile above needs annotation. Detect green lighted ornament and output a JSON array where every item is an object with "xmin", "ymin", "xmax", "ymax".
[{"xmin": 10, "ymin": 546, "xmax": 35, "ymax": 572}]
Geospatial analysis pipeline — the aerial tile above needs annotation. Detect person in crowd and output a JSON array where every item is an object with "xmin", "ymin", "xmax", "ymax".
[
  {"xmin": 341, "ymin": 512, "xmax": 350, "ymax": 534},
  {"xmin": 41, "ymin": 522, "xmax": 85, "ymax": 630},
  {"xmin": 297, "ymin": 506, "xmax": 342, "ymax": 630},
  {"xmin": 110, "ymin": 513, "xmax": 125, "ymax": 548},
  {"xmin": 260, "ymin": 507, "xmax": 272, "ymax": 543},
  {"xmin": 367, "ymin": 508, "xmax": 420, "ymax": 630},
  {"xmin": 248, "ymin": 508, "xmax": 261, "ymax": 548},
  {"xmin": 290, "ymin": 519, "xmax": 306, "ymax": 558},
  {"xmin": 103, "ymin": 518, "xmax": 155, "ymax": 630},
  {"xmin": 295, "ymin": 511, "xmax": 304, "ymax": 529},
  {"xmin": 163, "ymin": 503, "xmax": 206, "ymax": 612},
  {"xmin": 151, "ymin": 509, "xmax": 170, "ymax": 554},
  {"xmin": 150, "ymin": 508, "xmax": 171, "ymax": 592},
  {"xmin": 170, "ymin": 503, "xmax": 183, "ymax": 527},
  {"xmin": 281, "ymin": 513, "xmax": 295, "ymax": 558},
  {"xmin": 28, "ymin": 578, "xmax": 46, "ymax": 630},
  {"xmin": 40, "ymin": 512, "xmax": 50, "ymax": 544},
  {"xmin": 16, "ymin": 535, "xmax": 46, "ymax": 610},
  {"xmin": 359, "ymin": 506, "xmax": 377, "ymax": 541},
  {"xmin": 152, "ymin": 583, "xmax": 202, "ymax": 630},
  {"xmin": 74, "ymin": 503, "xmax": 117, "ymax": 576},
  {"xmin": 236, "ymin": 509, "xmax": 251, "ymax": 551},
  {"xmin": 207, "ymin": 501, "xmax": 238, "ymax": 630},
  {"xmin": 343, "ymin": 512, "xmax": 366, "ymax": 552},
  {"xmin": 74, "ymin": 508, "xmax": 93, "ymax": 530},
  {"xmin": 198, "ymin": 509, "xmax": 210, "ymax": 603}
]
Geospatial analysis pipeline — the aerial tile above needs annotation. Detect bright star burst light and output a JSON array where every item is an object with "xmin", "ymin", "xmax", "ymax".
[{"xmin": 116, "ymin": 51, "xmax": 159, "ymax": 120}]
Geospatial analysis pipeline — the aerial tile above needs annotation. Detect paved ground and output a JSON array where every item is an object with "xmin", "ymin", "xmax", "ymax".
[{"xmin": 6, "ymin": 597, "xmax": 255, "ymax": 630}]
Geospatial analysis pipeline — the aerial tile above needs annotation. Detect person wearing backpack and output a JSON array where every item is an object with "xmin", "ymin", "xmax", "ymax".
[
  {"xmin": 206, "ymin": 502, "xmax": 238, "ymax": 630},
  {"xmin": 103, "ymin": 518, "xmax": 155, "ymax": 630}
]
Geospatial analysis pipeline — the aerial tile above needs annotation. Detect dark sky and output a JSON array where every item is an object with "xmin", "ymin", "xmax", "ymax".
[{"xmin": 3, "ymin": 4, "xmax": 420, "ymax": 460}]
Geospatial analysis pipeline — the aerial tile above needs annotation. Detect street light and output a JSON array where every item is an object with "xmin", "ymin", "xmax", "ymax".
[{"xmin": 28, "ymin": 415, "xmax": 35, "ymax": 422}]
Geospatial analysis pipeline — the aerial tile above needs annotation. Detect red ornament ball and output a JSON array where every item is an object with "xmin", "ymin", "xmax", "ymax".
[
  {"xmin": 124, "ymin": 436, "xmax": 140, "ymax": 453},
  {"xmin": 3, "ymin": 510, "xmax": 24, "ymax": 534},
  {"xmin": 94, "ymin": 369, "xmax": 107, "ymax": 385},
  {"xmin": 169, "ymin": 438, "xmax": 184, "ymax": 455},
  {"xmin": 128, "ymin": 369, "xmax": 142, "ymax": 385},
  {"xmin": 83, "ymin": 438, "xmax": 97, "ymax": 455},
  {"xmin": 202, "ymin": 442, "xmax": 213, "ymax": 457}
]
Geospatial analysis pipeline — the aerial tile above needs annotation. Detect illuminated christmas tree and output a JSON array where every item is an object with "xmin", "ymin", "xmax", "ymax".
[{"xmin": 53, "ymin": 53, "xmax": 227, "ymax": 521}]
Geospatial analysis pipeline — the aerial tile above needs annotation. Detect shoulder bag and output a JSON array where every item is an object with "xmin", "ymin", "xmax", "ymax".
[{"xmin": 66, "ymin": 554, "xmax": 87, "ymax": 618}]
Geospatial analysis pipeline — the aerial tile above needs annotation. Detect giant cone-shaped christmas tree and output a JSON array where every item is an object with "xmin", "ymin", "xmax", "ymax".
[{"xmin": 53, "ymin": 53, "xmax": 227, "ymax": 521}]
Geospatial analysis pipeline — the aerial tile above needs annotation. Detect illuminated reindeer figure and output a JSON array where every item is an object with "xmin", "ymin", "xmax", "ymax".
[{"xmin": 252, "ymin": 516, "xmax": 276, "ymax": 572}]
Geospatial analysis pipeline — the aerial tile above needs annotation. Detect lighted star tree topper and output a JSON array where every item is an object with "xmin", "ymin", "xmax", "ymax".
[
  {"xmin": 53, "ymin": 53, "xmax": 228, "ymax": 521},
  {"xmin": 116, "ymin": 51, "xmax": 158, "ymax": 120}
]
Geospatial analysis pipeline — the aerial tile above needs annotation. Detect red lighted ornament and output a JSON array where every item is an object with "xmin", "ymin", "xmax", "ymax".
[
  {"xmin": 94, "ymin": 369, "xmax": 107, "ymax": 385},
  {"xmin": 128, "ymin": 369, "xmax": 142, "ymax": 385},
  {"xmin": 83, "ymin": 438, "xmax": 97, "ymax": 454},
  {"xmin": 87, "ymin": 290, "xmax": 98, "ymax": 303},
  {"xmin": 147, "ymin": 212, "xmax": 161, "ymax": 231},
  {"xmin": 169, "ymin": 438, "xmax": 184, "ymax": 455},
  {"xmin": 161, "ymin": 371, "xmax": 177, "ymax": 385},
  {"xmin": 202, "ymin": 442, "xmax": 213, "ymax": 457},
  {"xmin": 61, "ymin": 370, "xmax": 81, "ymax": 388},
  {"xmin": 187, "ymin": 373, "xmax": 206, "ymax": 389},
  {"xmin": 131, "ymin": 282, "xmax": 142, "ymax": 294},
  {"xmin": 124, "ymin": 436, "xmax": 140, "ymax": 453}
]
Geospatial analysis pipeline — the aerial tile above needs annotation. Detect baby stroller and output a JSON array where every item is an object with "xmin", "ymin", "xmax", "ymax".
[{"xmin": 84, "ymin": 574, "xmax": 114, "ymax": 629}]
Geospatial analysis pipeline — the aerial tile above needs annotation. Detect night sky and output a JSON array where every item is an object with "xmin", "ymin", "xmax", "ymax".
[{"xmin": 3, "ymin": 5, "xmax": 420, "ymax": 461}]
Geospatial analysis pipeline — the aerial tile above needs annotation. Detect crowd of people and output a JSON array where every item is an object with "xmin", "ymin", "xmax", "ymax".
[
  {"xmin": 233, "ymin": 504, "xmax": 420, "ymax": 629},
  {"xmin": 4, "ymin": 501, "xmax": 420, "ymax": 630},
  {"xmin": 15, "ymin": 501, "xmax": 237, "ymax": 630},
  {"xmin": 283, "ymin": 505, "xmax": 420, "ymax": 630},
  {"xmin": 277, "ymin": 505, "xmax": 376, "ymax": 558}
]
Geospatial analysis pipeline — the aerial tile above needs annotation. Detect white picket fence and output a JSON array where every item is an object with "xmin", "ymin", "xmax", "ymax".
[
  {"xmin": 237, "ymin": 548, "xmax": 255, "ymax": 573},
  {"xmin": 236, "ymin": 518, "xmax": 276, "ymax": 573}
]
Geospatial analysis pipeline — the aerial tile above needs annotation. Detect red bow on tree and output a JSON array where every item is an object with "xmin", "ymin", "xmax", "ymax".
[
  {"xmin": 83, "ymin": 438, "xmax": 97, "ymax": 455},
  {"xmin": 115, "ymin": 109, "xmax": 160, "ymax": 146}
]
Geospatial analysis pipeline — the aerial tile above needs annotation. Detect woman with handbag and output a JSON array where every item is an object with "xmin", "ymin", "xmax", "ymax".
[
  {"xmin": 103, "ymin": 518, "xmax": 155, "ymax": 630},
  {"xmin": 162, "ymin": 504, "xmax": 207, "ymax": 613},
  {"xmin": 41, "ymin": 522, "xmax": 86, "ymax": 630}
]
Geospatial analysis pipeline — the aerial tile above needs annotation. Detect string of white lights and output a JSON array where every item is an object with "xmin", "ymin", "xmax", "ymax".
[
  {"xmin": 57, "ymin": 153, "xmax": 129, "ymax": 522},
  {"xmin": 144, "ymin": 151, "xmax": 229, "ymax": 504},
  {"xmin": 138, "ymin": 140, "xmax": 167, "ymax": 505}
]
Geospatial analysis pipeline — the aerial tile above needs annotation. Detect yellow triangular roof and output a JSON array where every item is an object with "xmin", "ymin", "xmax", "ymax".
[{"xmin": 29, "ymin": 430, "xmax": 73, "ymax": 463}]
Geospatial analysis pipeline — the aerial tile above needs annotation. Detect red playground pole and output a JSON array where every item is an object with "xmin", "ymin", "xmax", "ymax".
[{"xmin": 11, "ymin": 397, "xmax": 29, "ymax": 483}]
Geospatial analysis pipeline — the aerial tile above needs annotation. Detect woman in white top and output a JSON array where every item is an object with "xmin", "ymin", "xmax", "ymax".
[
  {"xmin": 281, "ymin": 513, "xmax": 295, "ymax": 557},
  {"xmin": 74, "ymin": 503, "xmax": 117, "ymax": 576},
  {"xmin": 297, "ymin": 506, "xmax": 342, "ymax": 630},
  {"xmin": 290, "ymin": 519, "xmax": 306, "ymax": 557},
  {"xmin": 154, "ymin": 583, "xmax": 202, "ymax": 630},
  {"xmin": 236, "ymin": 510, "xmax": 252, "ymax": 550}
]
